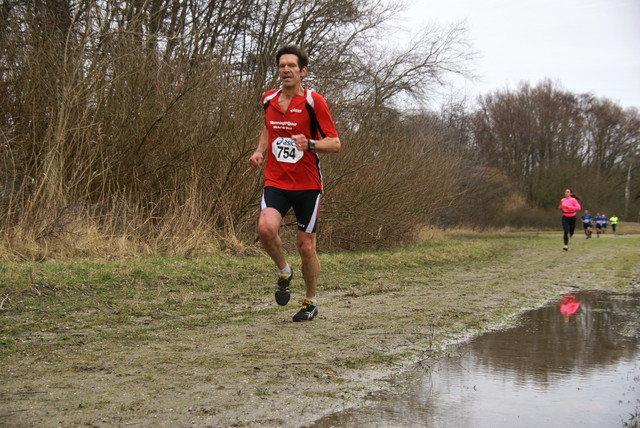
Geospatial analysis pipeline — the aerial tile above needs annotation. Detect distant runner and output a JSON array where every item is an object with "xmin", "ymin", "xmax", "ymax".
[
  {"xmin": 609, "ymin": 215, "xmax": 619, "ymax": 234},
  {"xmin": 594, "ymin": 213, "xmax": 604, "ymax": 238},
  {"xmin": 558, "ymin": 188, "xmax": 581, "ymax": 251},
  {"xmin": 581, "ymin": 210, "xmax": 593, "ymax": 239}
]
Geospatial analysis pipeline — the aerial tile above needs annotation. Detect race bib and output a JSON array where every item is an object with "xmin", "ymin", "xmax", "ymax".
[{"xmin": 272, "ymin": 137, "xmax": 303, "ymax": 163}]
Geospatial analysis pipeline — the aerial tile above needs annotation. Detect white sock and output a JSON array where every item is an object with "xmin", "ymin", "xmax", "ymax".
[
  {"xmin": 306, "ymin": 296, "xmax": 317, "ymax": 305},
  {"xmin": 278, "ymin": 263, "xmax": 292, "ymax": 276}
]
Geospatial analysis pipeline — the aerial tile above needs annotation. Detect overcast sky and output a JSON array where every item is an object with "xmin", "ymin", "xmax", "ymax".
[{"xmin": 399, "ymin": 0, "xmax": 640, "ymax": 109}]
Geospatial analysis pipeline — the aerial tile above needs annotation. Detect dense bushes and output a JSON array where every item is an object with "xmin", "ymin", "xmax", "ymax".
[{"xmin": 0, "ymin": 1, "xmax": 637, "ymax": 259}]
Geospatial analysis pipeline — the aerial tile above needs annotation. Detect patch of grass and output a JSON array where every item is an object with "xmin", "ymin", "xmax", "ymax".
[
  {"xmin": 303, "ymin": 390, "xmax": 338, "ymax": 399},
  {"xmin": 1, "ymin": 231, "xmax": 638, "ymax": 364},
  {"xmin": 339, "ymin": 350, "xmax": 405, "ymax": 369},
  {"xmin": 622, "ymin": 408, "xmax": 639, "ymax": 428},
  {"xmin": 320, "ymin": 237, "xmax": 514, "ymax": 294},
  {"xmin": 617, "ymin": 221, "xmax": 640, "ymax": 235},
  {"xmin": 254, "ymin": 388, "xmax": 272, "ymax": 397}
]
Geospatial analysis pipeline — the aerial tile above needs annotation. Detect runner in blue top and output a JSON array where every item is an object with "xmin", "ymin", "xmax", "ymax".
[
  {"xmin": 594, "ymin": 213, "xmax": 604, "ymax": 238},
  {"xmin": 601, "ymin": 214, "xmax": 608, "ymax": 234},
  {"xmin": 581, "ymin": 210, "xmax": 593, "ymax": 239}
]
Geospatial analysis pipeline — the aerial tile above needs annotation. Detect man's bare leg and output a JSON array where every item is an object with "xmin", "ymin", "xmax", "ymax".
[
  {"xmin": 258, "ymin": 208, "xmax": 294, "ymax": 306},
  {"xmin": 297, "ymin": 231, "xmax": 318, "ymax": 299},
  {"xmin": 257, "ymin": 208, "xmax": 286, "ymax": 270},
  {"xmin": 291, "ymin": 231, "xmax": 319, "ymax": 321}
]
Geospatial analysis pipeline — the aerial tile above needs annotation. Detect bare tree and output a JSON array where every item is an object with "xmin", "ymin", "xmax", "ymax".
[
  {"xmin": 0, "ymin": 0, "xmax": 480, "ymax": 255},
  {"xmin": 472, "ymin": 81, "xmax": 640, "ymax": 218}
]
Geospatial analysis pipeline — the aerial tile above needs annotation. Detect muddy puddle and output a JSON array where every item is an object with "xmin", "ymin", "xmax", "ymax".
[{"xmin": 313, "ymin": 290, "xmax": 640, "ymax": 427}]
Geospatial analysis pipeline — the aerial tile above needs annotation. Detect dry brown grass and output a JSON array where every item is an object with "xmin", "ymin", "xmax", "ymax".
[{"xmin": 3, "ymin": 2, "xmax": 633, "ymax": 261}]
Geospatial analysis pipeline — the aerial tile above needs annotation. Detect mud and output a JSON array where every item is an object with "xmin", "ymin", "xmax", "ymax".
[
  {"xmin": 1, "ymin": 234, "xmax": 638, "ymax": 427},
  {"xmin": 312, "ymin": 290, "xmax": 640, "ymax": 427}
]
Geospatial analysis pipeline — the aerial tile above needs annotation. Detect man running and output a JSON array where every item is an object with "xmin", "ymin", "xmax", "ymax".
[
  {"xmin": 581, "ymin": 210, "xmax": 593, "ymax": 239},
  {"xmin": 248, "ymin": 45, "xmax": 341, "ymax": 322}
]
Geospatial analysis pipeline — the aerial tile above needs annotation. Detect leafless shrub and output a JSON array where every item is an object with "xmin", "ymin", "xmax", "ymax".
[{"xmin": 6, "ymin": 0, "xmax": 592, "ymax": 259}]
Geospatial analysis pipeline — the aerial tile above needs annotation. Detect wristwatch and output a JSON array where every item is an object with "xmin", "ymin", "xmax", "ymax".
[{"xmin": 307, "ymin": 139, "xmax": 316, "ymax": 151}]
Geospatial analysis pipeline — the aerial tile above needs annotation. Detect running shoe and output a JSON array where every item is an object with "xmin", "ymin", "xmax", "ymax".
[
  {"xmin": 292, "ymin": 298, "xmax": 318, "ymax": 322},
  {"xmin": 275, "ymin": 270, "xmax": 293, "ymax": 306},
  {"xmin": 563, "ymin": 245, "xmax": 568, "ymax": 251}
]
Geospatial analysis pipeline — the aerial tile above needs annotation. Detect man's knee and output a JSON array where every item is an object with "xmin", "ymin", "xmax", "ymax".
[
  {"xmin": 258, "ymin": 209, "xmax": 282, "ymax": 241},
  {"xmin": 258, "ymin": 217, "xmax": 280, "ymax": 242},
  {"xmin": 258, "ymin": 224, "xmax": 277, "ymax": 242},
  {"xmin": 297, "ymin": 235, "xmax": 316, "ymax": 258}
]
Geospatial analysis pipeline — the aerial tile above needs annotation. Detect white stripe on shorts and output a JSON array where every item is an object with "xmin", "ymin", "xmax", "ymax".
[{"xmin": 305, "ymin": 193, "xmax": 321, "ymax": 233}]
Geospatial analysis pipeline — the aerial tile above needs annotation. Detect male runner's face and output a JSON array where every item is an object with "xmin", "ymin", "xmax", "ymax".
[{"xmin": 278, "ymin": 54, "xmax": 306, "ymax": 89}]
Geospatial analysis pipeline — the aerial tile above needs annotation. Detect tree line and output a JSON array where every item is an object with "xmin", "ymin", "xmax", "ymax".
[
  {"xmin": 1, "ymin": 0, "xmax": 638, "ymax": 258},
  {"xmin": 472, "ymin": 81, "xmax": 639, "ymax": 221}
]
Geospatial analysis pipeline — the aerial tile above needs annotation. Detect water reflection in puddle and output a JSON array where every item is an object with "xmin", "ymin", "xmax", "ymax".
[{"xmin": 313, "ymin": 291, "xmax": 640, "ymax": 428}]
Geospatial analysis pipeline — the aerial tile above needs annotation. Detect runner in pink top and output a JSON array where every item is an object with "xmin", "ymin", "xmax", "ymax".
[{"xmin": 558, "ymin": 188, "xmax": 582, "ymax": 251}]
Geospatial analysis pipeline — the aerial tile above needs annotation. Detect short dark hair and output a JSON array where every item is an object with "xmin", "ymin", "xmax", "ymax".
[{"xmin": 275, "ymin": 45, "xmax": 309, "ymax": 69}]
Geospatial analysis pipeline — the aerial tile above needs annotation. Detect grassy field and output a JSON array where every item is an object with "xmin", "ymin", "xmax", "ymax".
[{"xmin": 1, "ymin": 224, "xmax": 639, "ymax": 426}]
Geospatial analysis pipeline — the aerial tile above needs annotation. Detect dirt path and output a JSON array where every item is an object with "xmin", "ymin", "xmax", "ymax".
[{"xmin": 2, "ymin": 234, "xmax": 638, "ymax": 427}]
